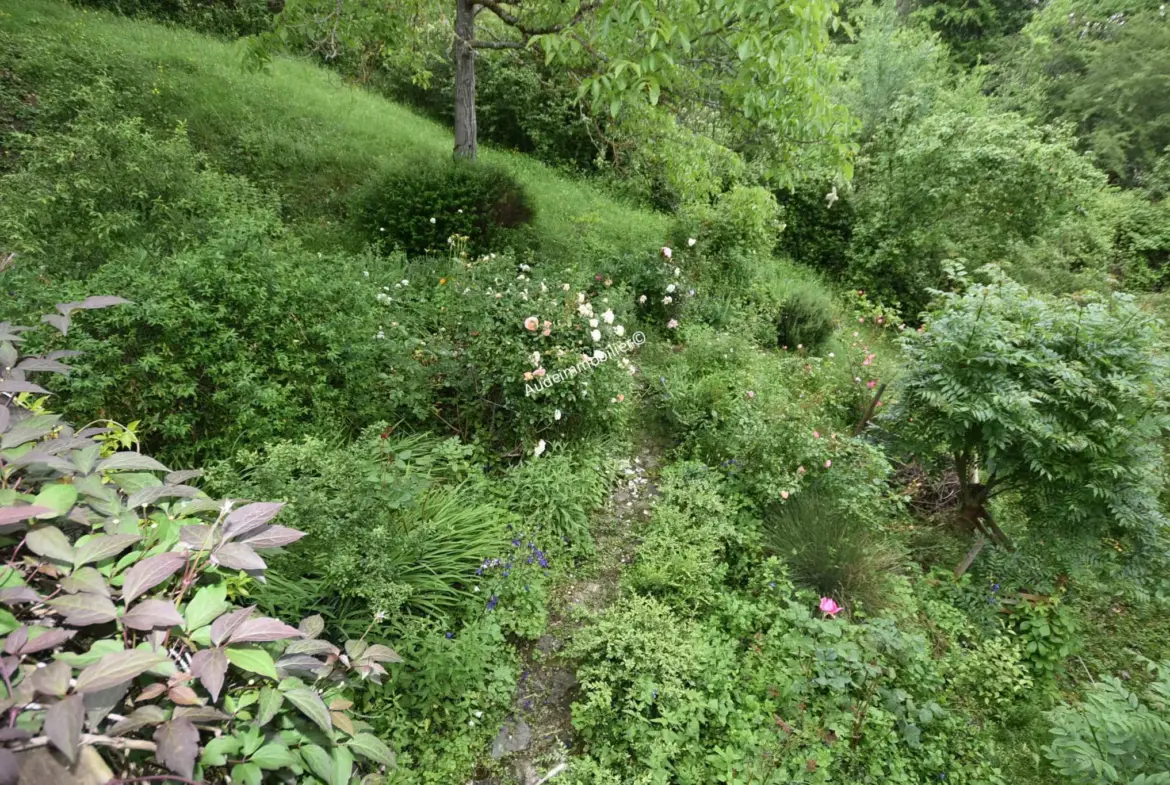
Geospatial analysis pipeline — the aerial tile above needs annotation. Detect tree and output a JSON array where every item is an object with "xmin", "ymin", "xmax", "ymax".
[
  {"xmin": 267, "ymin": 0, "xmax": 856, "ymax": 181},
  {"xmin": 890, "ymin": 266, "xmax": 1170, "ymax": 573}
]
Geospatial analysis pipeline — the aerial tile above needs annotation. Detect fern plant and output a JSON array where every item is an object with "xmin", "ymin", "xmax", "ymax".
[{"xmin": 1046, "ymin": 662, "xmax": 1170, "ymax": 784}]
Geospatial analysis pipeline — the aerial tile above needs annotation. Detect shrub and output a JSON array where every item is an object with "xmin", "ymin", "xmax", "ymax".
[
  {"xmin": 55, "ymin": 232, "xmax": 419, "ymax": 466},
  {"xmin": 207, "ymin": 428, "xmax": 510, "ymax": 620},
  {"xmin": 0, "ymin": 111, "xmax": 280, "ymax": 286},
  {"xmin": 1045, "ymin": 662, "xmax": 1170, "ymax": 783},
  {"xmin": 354, "ymin": 156, "xmax": 535, "ymax": 256},
  {"xmin": 0, "ymin": 296, "xmax": 397, "ymax": 783},
  {"xmin": 673, "ymin": 186, "xmax": 782, "ymax": 288},
  {"xmin": 380, "ymin": 252, "xmax": 637, "ymax": 451},
  {"xmin": 762, "ymin": 492, "xmax": 900, "ymax": 612},
  {"xmin": 946, "ymin": 635, "xmax": 1035, "ymax": 709},
  {"xmin": 889, "ymin": 268, "xmax": 1170, "ymax": 558},
  {"xmin": 774, "ymin": 282, "xmax": 836, "ymax": 353}
]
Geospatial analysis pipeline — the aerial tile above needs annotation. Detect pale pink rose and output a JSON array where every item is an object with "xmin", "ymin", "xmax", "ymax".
[
  {"xmin": 617, "ymin": 394, "xmax": 625, "ymax": 402},
  {"xmin": 813, "ymin": 430, "xmax": 821, "ymax": 439},
  {"xmin": 524, "ymin": 316, "xmax": 539, "ymax": 331},
  {"xmin": 667, "ymin": 319, "xmax": 679, "ymax": 329},
  {"xmin": 662, "ymin": 246, "xmax": 673, "ymax": 259},
  {"xmin": 534, "ymin": 368, "xmax": 546, "ymax": 377},
  {"xmin": 781, "ymin": 491, "xmax": 789, "ymax": 500},
  {"xmin": 824, "ymin": 459, "xmax": 832, "ymax": 469}
]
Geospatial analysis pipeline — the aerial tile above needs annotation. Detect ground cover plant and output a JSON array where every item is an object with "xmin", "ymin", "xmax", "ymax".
[{"xmin": 3, "ymin": 0, "xmax": 1170, "ymax": 783}]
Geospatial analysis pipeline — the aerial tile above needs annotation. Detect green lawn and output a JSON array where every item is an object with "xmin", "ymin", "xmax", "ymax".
[{"xmin": 0, "ymin": 0, "xmax": 667, "ymax": 260}]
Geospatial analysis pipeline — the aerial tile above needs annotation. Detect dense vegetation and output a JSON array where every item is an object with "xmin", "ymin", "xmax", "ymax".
[{"xmin": 2, "ymin": 0, "xmax": 1169, "ymax": 783}]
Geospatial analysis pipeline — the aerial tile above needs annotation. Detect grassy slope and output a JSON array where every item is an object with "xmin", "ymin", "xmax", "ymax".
[{"xmin": 0, "ymin": 0, "xmax": 667, "ymax": 258}]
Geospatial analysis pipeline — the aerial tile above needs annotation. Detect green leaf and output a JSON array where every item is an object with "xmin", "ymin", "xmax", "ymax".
[
  {"xmin": 300, "ymin": 744, "xmax": 332, "ymax": 784},
  {"xmin": 255, "ymin": 686, "xmax": 284, "ymax": 728},
  {"xmin": 229, "ymin": 762, "xmax": 263, "ymax": 785},
  {"xmin": 226, "ymin": 646, "xmax": 279, "ymax": 681},
  {"xmin": 0, "ymin": 609, "xmax": 18, "ymax": 636},
  {"xmin": 31, "ymin": 485, "xmax": 78, "ymax": 519},
  {"xmin": 250, "ymin": 743, "xmax": 300, "ymax": 772},
  {"xmin": 282, "ymin": 685, "xmax": 332, "ymax": 734},
  {"xmin": 331, "ymin": 745, "xmax": 353, "ymax": 785},
  {"xmin": 200, "ymin": 735, "xmax": 241, "ymax": 767},
  {"xmin": 348, "ymin": 733, "xmax": 396, "ymax": 768},
  {"xmin": 54, "ymin": 639, "xmax": 123, "ymax": 668},
  {"xmin": 184, "ymin": 584, "xmax": 230, "ymax": 631}
]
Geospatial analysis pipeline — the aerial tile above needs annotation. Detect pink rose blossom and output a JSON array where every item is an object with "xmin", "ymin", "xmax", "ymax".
[
  {"xmin": 867, "ymin": 380, "xmax": 877, "ymax": 389},
  {"xmin": 797, "ymin": 466, "xmax": 806, "ymax": 474},
  {"xmin": 667, "ymin": 319, "xmax": 679, "ymax": 329},
  {"xmin": 813, "ymin": 430, "xmax": 821, "ymax": 439},
  {"xmin": 824, "ymin": 459, "xmax": 832, "ymax": 468},
  {"xmin": 662, "ymin": 246, "xmax": 673, "ymax": 259},
  {"xmin": 781, "ymin": 491, "xmax": 789, "ymax": 500},
  {"xmin": 524, "ymin": 316, "xmax": 539, "ymax": 331},
  {"xmin": 819, "ymin": 597, "xmax": 842, "ymax": 617}
]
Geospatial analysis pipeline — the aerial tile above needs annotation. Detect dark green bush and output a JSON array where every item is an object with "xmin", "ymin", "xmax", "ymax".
[
  {"xmin": 355, "ymin": 157, "xmax": 535, "ymax": 257},
  {"xmin": 774, "ymin": 283, "xmax": 836, "ymax": 352},
  {"xmin": 56, "ymin": 232, "xmax": 423, "ymax": 465},
  {"xmin": 69, "ymin": 0, "xmax": 275, "ymax": 38},
  {"xmin": 762, "ymin": 492, "xmax": 900, "ymax": 612}
]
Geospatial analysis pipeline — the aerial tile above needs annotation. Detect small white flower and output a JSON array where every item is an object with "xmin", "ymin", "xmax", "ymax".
[
  {"xmin": 666, "ymin": 284, "xmax": 676, "ymax": 294},
  {"xmin": 519, "ymin": 263, "xmax": 532, "ymax": 272},
  {"xmin": 613, "ymin": 325, "xmax": 625, "ymax": 337},
  {"xmin": 577, "ymin": 292, "xmax": 586, "ymax": 304},
  {"xmin": 554, "ymin": 409, "xmax": 562, "ymax": 421},
  {"xmin": 590, "ymin": 318, "xmax": 599, "ymax": 328},
  {"xmin": 674, "ymin": 267, "xmax": 681, "ymax": 277},
  {"xmin": 540, "ymin": 282, "xmax": 547, "ymax": 293},
  {"xmin": 638, "ymin": 294, "xmax": 647, "ymax": 304},
  {"xmin": 663, "ymin": 296, "xmax": 673, "ymax": 305},
  {"xmin": 579, "ymin": 303, "xmax": 594, "ymax": 317},
  {"xmin": 533, "ymin": 440, "xmax": 546, "ymax": 457},
  {"xmin": 563, "ymin": 283, "xmax": 571, "ymax": 291},
  {"xmin": 429, "ymin": 217, "xmax": 437, "ymax": 224},
  {"xmin": 591, "ymin": 329, "xmax": 602, "ymax": 342},
  {"xmin": 530, "ymin": 351, "xmax": 542, "ymax": 367},
  {"xmin": 828, "ymin": 352, "xmax": 835, "ymax": 358},
  {"xmin": 602, "ymin": 309, "xmax": 615, "ymax": 324},
  {"xmin": 363, "ymin": 270, "xmax": 370, "ymax": 277},
  {"xmin": 593, "ymin": 349, "xmax": 606, "ymax": 360},
  {"xmin": 401, "ymin": 279, "xmax": 409, "ymax": 287},
  {"xmin": 688, "ymin": 237, "xmax": 697, "ymax": 247}
]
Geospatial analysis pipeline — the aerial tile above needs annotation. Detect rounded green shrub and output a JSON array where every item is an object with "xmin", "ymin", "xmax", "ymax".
[
  {"xmin": 355, "ymin": 156, "xmax": 535, "ymax": 256},
  {"xmin": 774, "ymin": 283, "xmax": 836, "ymax": 352},
  {"xmin": 56, "ymin": 233, "xmax": 422, "ymax": 466}
]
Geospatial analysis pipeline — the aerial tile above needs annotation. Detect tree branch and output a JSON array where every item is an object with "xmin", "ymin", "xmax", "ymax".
[
  {"xmin": 7, "ymin": 733, "xmax": 158, "ymax": 754},
  {"xmin": 477, "ymin": 0, "xmax": 601, "ymax": 38},
  {"xmin": 471, "ymin": 39, "xmax": 526, "ymax": 49}
]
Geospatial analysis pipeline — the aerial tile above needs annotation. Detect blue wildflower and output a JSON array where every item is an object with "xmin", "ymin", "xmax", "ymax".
[
  {"xmin": 486, "ymin": 595, "xmax": 499, "ymax": 611},
  {"xmin": 445, "ymin": 632, "xmax": 455, "ymax": 639}
]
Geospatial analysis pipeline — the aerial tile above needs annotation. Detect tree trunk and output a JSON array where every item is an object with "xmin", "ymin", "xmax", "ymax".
[{"xmin": 453, "ymin": 0, "xmax": 478, "ymax": 160}]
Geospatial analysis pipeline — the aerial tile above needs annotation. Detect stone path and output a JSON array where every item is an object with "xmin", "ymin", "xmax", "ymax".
[{"xmin": 478, "ymin": 438, "xmax": 662, "ymax": 785}]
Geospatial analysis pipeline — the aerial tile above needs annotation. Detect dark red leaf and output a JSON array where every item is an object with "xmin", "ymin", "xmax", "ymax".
[
  {"xmin": 48, "ymin": 593, "xmax": 118, "ymax": 626},
  {"xmin": 43, "ymin": 694, "xmax": 84, "ymax": 764},
  {"xmin": 240, "ymin": 525, "xmax": 307, "ymax": 550},
  {"xmin": 122, "ymin": 599, "xmax": 184, "ymax": 631},
  {"xmin": 167, "ymin": 684, "xmax": 203, "ymax": 706},
  {"xmin": 228, "ymin": 617, "xmax": 303, "ymax": 644},
  {"xmin": 222, "ymin": 502, "xmax": 284, "ymax": 541},
  {"xmin": 0, "ymin": 748, "xmax": 16, "ymax": 785},
  {"xmin": 190, "ymin": 647, "xmax": 228, "ymax": 703},
  {"xmin": 121, "ymin": 552, "xmax": 186, "ymax": 604},
  {"xmin": 179, "ymin": 524, "xmax": 215, "ymax": 551},
  {"xmin": 154, "ymin": 718, "xmax": 200, "ymax": 779},
  {"xmin": 96, "ymin": 452, "xmax": 170, "ymax": 473},
  {"xmin": 211, "ymin": 542, "xmax": 266, "ymax": 572},
  {"xmin": 134, "ymin": 683, "xmax": 168, "ymax": 703},
  {"xmin": 75, "ymin": 650, "xmax": 167, "ymax": 694},
  {"xmin": 210, "ymin": 605, "xmax": 254, "ymax": 647},
  {"xmin": 0, "ymin": 587, "xmax": 40, "ymax": 605},
  {"xmin": 19, "ymin": 628, "xmax": 76, "ymax": 654}
]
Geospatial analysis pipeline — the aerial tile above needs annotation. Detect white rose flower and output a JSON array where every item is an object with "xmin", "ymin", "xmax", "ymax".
[
  {"xmin": 666, "ymin": 284, "xmax": 676, "ymax": 293},
  {"xmin": 613, "ymin": 325, "xmax": 625, "ymax": 337},
  {"xmin": 591, "ymin": 329, "xmax": 602, "ymax": 342},
  {"xmin": 533, "ymin": 440, "xmax": 546, "ymax": 457},
  {"xmin": 663, "ymin": 296, "xmax": 673, "ymax": 305},
  {"xmin": 590, "ymin": 318, "xmax": 599, "ymax": 328},
  {"xmin": 554, "ymin": 409, "xmax": 562, "ymax": 421},
  {"xmin": 602, "ymin": 309, "xmax": 614, "ymax": 324}
]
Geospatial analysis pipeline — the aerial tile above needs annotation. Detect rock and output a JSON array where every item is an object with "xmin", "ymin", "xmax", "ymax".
[{"xmin": 491, "ymin": 719, "xmax": 533, "ymax": 758}]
